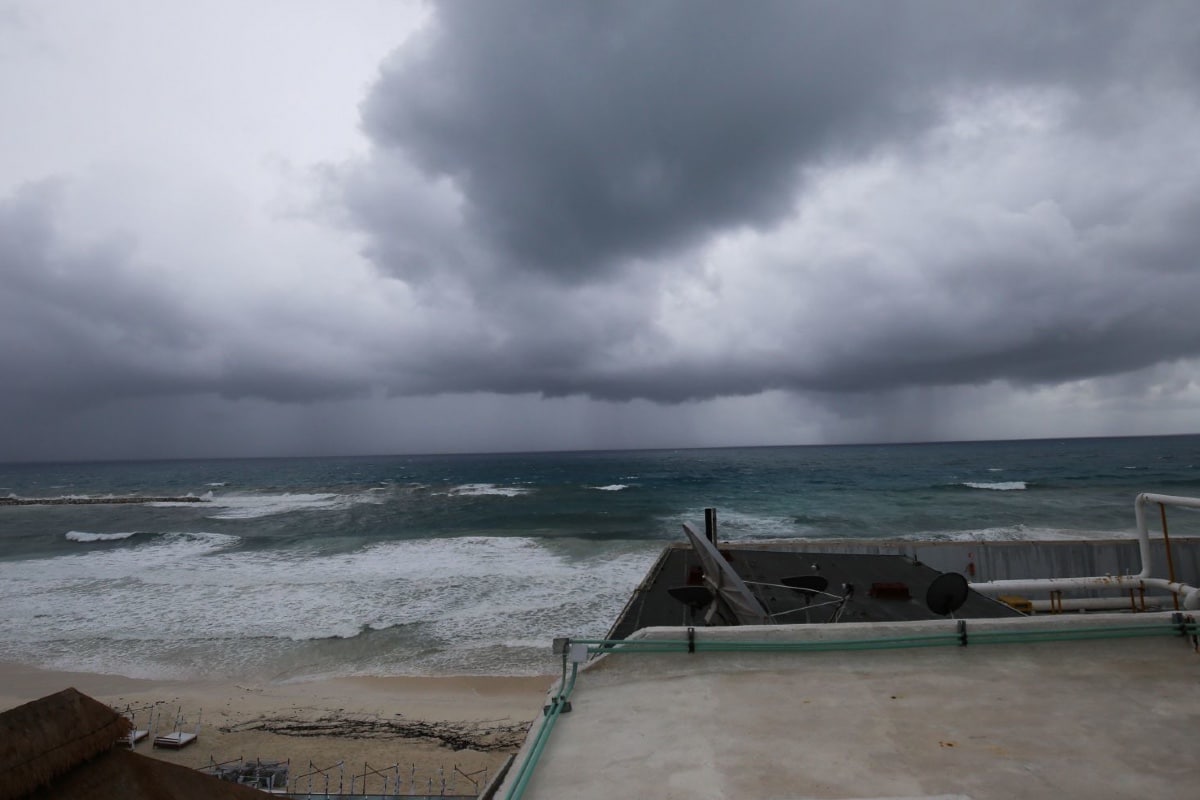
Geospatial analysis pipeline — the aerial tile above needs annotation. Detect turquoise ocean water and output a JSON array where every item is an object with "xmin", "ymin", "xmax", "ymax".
[{"xmin": 1, "ymin": 436, "xmax": 1198, "ymax": 679}]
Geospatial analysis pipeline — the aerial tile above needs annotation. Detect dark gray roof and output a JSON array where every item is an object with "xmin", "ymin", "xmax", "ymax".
[{"xmin": 607, "ymin": 544, "xmax": 1021, "ymax": 641}]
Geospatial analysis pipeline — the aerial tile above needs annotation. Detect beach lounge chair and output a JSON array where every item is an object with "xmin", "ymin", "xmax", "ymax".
[
  {"xmin": 120, "ymin": 702, "xmax": 159, "ymax": 748},
  {"xmin": 153, "ymin": 706, "xmax": 201, "ymax": 749}
]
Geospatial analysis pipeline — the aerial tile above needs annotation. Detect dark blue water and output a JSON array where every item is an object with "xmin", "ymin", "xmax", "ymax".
[{"xmin": 1, "ymin": 436, "xmax": 1197, "ymax": 678}]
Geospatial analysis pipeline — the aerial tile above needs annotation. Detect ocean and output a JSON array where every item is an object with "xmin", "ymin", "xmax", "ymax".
[{"xmin": 2, "ymin": 435, "xmax": 1198, "ymax": 680}]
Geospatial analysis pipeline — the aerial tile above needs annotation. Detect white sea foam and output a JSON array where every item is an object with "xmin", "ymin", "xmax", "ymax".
[
  {"xmin": 905, "ymin": 526, "xmax": 1135, "ymax": 542},
  {"xmin": 65, "ymin": 530, "xmax": 139, "ymax": 543},
  {"xmin": 962, "ymin": 481, "xmax": 1027, "ymax": 491},
  {"xmin": 170, "ymin": 492, "xmax": 378, "ymax": 519},
  {"xmin": 446, "ymin": 483, "xmax": 531, "ymax": 497},
  {"xmin": 591, "ymin": 484, "xmax": 630, "ymax": 491},
  {"xmin": 0, "ymin": 533, "xmax": 657, "ymax": 678},
  {"xmin": 144, "ymin": 490, "xmax": 214, "ymax": 507},
  {"xmin": 661, "ymin": 509, "xmax": 804, "ymax": 539}
]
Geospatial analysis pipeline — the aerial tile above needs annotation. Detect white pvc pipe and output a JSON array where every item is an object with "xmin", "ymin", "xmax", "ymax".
[
  {"xmin": 1134, "ymin": 492, "xmax": 1200, "ymax": 573},
  {"xmin": 970, "ymin": 493, "xmax": 1200, "ymax": 610},
  {"xmin": 1029, "ymin": 597, "xmax": 1169, "ymax": 612}
]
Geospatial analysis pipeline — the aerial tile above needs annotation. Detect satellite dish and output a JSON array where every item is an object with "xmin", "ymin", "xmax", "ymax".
[
  {"xmin": 781, "ymin": 575, "xmax": 829, "ymax": 595},
  {"xmin": 681, "ymin": 523, "xmax": 770, "ymax": 625},
  {"xmin": 926, "ymin": 572, "xmax": 969, "ymax": 616},
  {"xmin": 668, "ymin": 585, "xmax": 715, "ymax": 610}
]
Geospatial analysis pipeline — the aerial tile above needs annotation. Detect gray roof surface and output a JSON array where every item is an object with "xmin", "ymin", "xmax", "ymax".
[
  {"xmin": 607, "ymin": 546, "xmax": 1020, "ymax": 640},
  {"xmin": 510, "ymin": 614, "xmax": 1200, "ymax": 800}
]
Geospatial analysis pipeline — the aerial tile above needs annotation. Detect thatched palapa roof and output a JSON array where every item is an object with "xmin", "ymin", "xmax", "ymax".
[
  {"xmin": 0, "ymin": 688, "xmax": 269, "ymax": 800},
  {"xmin": 0, "ymin": 688, "xmax": 131, "ymax": 799}
]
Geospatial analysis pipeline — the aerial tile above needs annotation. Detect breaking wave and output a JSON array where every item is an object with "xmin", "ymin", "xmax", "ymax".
[
  {"xmin": 193, "ymin": 492, "xmax": 378, "ymax": 520},
  {"xmin": 896, "ymin": 525, "xmax": 1177, "ymax": 542},
  {"xmin": 0, "ymin": 534, "xmax": 655, "ymax": 678},
  {"xmin": 962, "ymin": 481, "xmax": 1027, "ymax": 491},
  {"xmin": 65, "ymin": 531, "xmax": 140, "ymax": 543},
  {"xmin": 446, "ymin": 483, "xmax": 531, "ymax": 497}
]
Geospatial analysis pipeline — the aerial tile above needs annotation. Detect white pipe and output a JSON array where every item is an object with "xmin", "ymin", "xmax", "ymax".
[
  {"xmin": 1029, "ymin": 597, "xmax": 1169, "ymax": 612},
  {"xmin": 974, "ymin": 575, "xmax": 1200, "ymax": 609},
  {"xmin": 972, "ymin": 575, "xmax": 1148, "ymax": 595},
  {"xmin": 1134, "ymin": 492, "xmax": 1200, "ymax": 574},
  {"xmin": 970, "ymin": 493, "xmax": 1200, "ymax": 606}
]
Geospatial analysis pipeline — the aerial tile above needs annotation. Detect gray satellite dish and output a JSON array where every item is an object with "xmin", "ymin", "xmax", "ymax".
[
  {"xmin": 682, "ymin": 523, "xmax": 769, "ymax": 625},
  {"xmin": 667, "ymin": 585, "xmax": 715, "ymax": 610},
  {"xmin": 926, "ymin": 572, "xmax": 969, "ymax": 617}
]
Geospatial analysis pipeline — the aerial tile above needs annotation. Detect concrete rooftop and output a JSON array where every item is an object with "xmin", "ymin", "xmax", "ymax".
[{"xmin": 509, "ymin": 613, "xmax": 1200, "ymax": 800}]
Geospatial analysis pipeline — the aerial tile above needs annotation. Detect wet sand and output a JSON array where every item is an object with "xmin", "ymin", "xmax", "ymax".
[{"xmin": 0, "ymin": 662, "xmax": 551, "ymax": 795}]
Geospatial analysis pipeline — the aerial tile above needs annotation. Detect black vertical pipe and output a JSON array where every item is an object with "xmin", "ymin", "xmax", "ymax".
[{"xmin": 704, "ymin": 507, "xmax": 717, "ymax": 544}]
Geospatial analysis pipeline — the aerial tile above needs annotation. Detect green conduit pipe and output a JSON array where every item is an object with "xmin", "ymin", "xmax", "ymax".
[
  {"xmin": 503, "ymin": 661, "xmax": 578, "ymax": 800},
  {"xmin": 573, "ymin": 621, "xmax": 1195, "ymax": 655},
  {"xmin": 505, "ymin": 620, "xmax": 1195, "ymax": 798}
]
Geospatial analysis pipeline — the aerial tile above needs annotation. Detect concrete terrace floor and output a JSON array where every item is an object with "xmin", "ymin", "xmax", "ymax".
[{"xmin": 511, "ymin": 614, "xmax": 1200, "ymax": 800}]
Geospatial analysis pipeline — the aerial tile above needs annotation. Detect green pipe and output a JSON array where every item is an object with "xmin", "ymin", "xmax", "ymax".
[
  {"xmin": 584, "ymin": 632, "xmax": 958, "ymax": 650},
  {"xmin": 578, "ymin": 622, "xmax": 1185, "ymax": 656},
  {"xmin": 695, "ymin": 639, "xmax": 959, "ymax": 651},
  {"xmin": 972, "ymin": 629, "xmax": 1180, "ymax": 644},
  {"xmin": 587, "ymin": 635, "xmax": 957, "ymax": 653},
  {"xmin": 974, "ymin": 624, "xmax": 1178, "ymax": 636},
  {"xmin": 504, "ymin": 661, "xmax": 578, "ymax": 800}
]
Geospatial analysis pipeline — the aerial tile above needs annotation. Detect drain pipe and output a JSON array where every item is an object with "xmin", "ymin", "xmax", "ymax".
[{"xmin": 970, "ymin": 493, "xmax": 1200, "ymax": 610}]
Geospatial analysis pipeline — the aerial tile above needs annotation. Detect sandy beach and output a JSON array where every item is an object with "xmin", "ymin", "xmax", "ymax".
[{"xmin": 0, "ymin": 661, "xmax": 552, "ymax": 795}]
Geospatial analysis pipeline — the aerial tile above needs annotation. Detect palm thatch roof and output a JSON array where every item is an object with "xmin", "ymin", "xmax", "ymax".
[
  {"xmin": 23, "ymin": 748, "xmax": 271, "ymax": 800},
  {"xmin": 1, "ymin": 688, "xmax": 269, "ymax": 800},
  {"xmin": 0, "ymin": 688, "xmax": 131, "ymax": 800}
]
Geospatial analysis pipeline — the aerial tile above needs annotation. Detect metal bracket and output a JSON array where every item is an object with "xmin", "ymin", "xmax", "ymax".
[{"xmin": 543, "ymin": 700, "xmax": 573, "ymax": 716}]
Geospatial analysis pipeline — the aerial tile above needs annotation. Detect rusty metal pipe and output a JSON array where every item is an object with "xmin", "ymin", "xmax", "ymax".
[{"xmin": 971, "ymin": 493, "xmax": 1200, "ymax": 609}]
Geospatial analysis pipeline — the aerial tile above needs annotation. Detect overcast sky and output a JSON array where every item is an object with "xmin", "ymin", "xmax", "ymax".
[{"xmin": 2, "ymin": 0, "xmax": 1199, "ymax": 461}]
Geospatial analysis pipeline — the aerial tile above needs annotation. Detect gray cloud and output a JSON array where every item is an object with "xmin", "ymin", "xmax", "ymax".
[
  {"xmin": 3, "ymin": 1, "xmax": 1200, "ymax": 460},
  {"xmin": 356, "ymin": 0, "xmax": 1185, "ymax": 279},
  {"xmin": 0, "ymin": 182, "xmax": 380, "ymax": 412},
  {"xmin": 338, "ymin": 0, "xmax": 1200, "ymax": 405}
]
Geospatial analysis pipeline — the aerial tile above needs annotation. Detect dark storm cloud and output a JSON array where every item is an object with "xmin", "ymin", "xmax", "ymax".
[
  {"xmin": 356, "ymin": 0, "xmax": 1178, "ymax": 279},
  {"xmin": 4, "ymin": 1, "xmax": 1200, "ymax": 462},
  {"xmin": 339, "ymin": 0, "xmax": 1200, "ymax": 405},
  {"xmin": 0, "ymin": 182, "xmax": 194, "ymax": 400}
]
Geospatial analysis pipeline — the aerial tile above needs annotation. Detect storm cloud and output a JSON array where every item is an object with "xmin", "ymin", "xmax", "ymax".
[
  {"xmin": 340, "ymin": 0, "xmax": 1200, "ymax": 399},
  {"xmin": 358, "ymin": 1, "xmax": 1182, "ymax": 277},
  {"xmin": 1, "ymin": 0, "xmax": 1199, "ymax": 460}
]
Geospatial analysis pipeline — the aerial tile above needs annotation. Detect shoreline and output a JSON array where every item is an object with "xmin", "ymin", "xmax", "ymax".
[{"xmin": 0, "ymin": 661, "xmax": 553, "ymax": 794}]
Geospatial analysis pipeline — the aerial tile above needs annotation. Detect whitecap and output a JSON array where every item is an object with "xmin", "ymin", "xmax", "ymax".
[
  {"xmin": 65, "ymin": 531, "xmax": 139, "ymax": 543},
  {"xmin": 591, "ymin": 484, "xmax": 630, "ymax": 491},
  {"xmin": 661, "ymin": 509, "xmax": 801, "ymax": 539},
  {"xmin": 447, "ymin": 483, "xmax": 531, "ymax": 498},
  {"xmin": 145, "ymin": 491, "xmax": 214, "ymax": 508},
  {"xmin": 909, "ymin": 526, "xmax": 1133, "ymax": 542},
  {"xmin": 963, "ymin": 481, "xmax": 1026, "ymax": 491},
  {"xmin": 188, "ymin": 492, "xmax": 376, "ymax": 520}
]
